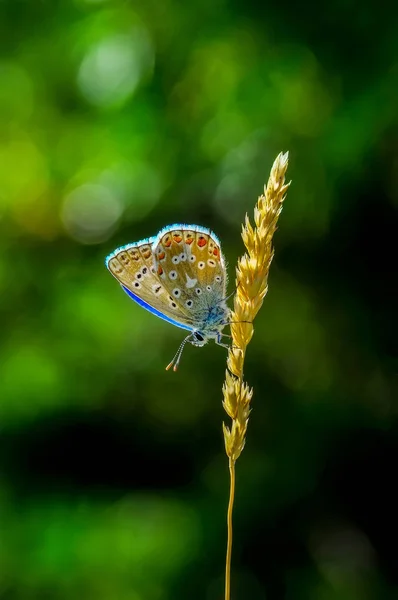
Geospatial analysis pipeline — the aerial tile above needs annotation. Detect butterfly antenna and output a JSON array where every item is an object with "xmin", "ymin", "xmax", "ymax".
[{"xmin": 165, "ymin": 334, "xmax": 192, "ymax": 372}]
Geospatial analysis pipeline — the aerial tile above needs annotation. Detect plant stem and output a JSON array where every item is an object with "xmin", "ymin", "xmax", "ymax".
[
  {"xmin": 225, "ymin": 457, "xmax": 236, "ymax": 600},
  {"xmin": 222, "ymin": 152, "xmax": 289, "ymax": 599}
]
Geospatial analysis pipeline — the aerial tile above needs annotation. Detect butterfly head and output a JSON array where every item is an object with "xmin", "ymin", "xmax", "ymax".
[
  {"xmin": 190, "ymin": 301, "xmax": 230, "ymax": 346},
  {"xmin": 166, "ymin": 300, "xmax": 230, "ymax": 370}
]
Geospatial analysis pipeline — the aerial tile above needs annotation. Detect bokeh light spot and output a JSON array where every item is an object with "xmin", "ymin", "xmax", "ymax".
[
  {"xmin": 77, "ymin": 31, "xmax": 154, "ymax": 108},
  {"xmin": 62, "ymin": 183, "xmax": 123, "ymax": 244}
]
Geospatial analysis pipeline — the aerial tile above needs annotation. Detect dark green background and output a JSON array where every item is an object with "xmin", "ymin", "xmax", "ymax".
[{"xmin": 0, "ymin": 0, "xmax": 397, "ymax": 598}]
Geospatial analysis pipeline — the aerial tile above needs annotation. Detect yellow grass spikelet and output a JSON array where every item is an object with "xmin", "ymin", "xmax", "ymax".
[{"xmin": 223, "ymin": 151, "xmax": 290, "ymax": 600}]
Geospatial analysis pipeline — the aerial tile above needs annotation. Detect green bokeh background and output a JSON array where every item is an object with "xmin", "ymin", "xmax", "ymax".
[{"xmin": 1, "ymin": 0, "xmax": 397, "ymax": 598}]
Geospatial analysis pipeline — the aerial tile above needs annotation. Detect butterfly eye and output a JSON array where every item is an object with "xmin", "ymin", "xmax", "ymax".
[
  {"xmin": 172, "ymin": 256, "xmax": 180, "ymax": 264},
  {"xmin": 193, "ymin": 331, "xmax": 204, "ymax": 342},
  {"xmin": 169, "ymin": 271, "xmax": 177, "ymax": 280},
  {"xmin": 198, "ymin": 261, "xmax": 205, "ymax": 269}
]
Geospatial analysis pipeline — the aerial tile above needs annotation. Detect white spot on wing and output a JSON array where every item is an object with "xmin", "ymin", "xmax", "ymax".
[{"xmin": 185, "ymin": 274, "xmax": 197, "ymax": 289}]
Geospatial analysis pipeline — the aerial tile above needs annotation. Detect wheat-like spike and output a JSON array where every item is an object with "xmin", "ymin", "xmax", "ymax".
[
  {"xmin": 223, "ymin": 151, "xmax": 290, "ymax": 460},
  {"xmin": 223, "ymin": 152, "xmax": 290, "ymax": 600}
]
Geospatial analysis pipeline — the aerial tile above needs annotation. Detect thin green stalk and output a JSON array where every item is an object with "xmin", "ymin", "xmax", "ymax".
[{"xmin": 225, "ymin": 457, "xmax": 235, "ymax": 600}]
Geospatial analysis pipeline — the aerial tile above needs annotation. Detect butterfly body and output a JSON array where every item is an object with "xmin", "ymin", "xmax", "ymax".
[{"xmin": 106, "ymin": 224, "xmax": 229, "ymax": 367}]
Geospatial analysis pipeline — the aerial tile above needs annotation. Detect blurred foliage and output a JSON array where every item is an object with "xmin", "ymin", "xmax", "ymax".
[{"xmin": 0, "ymin": 0, "xmax": 397, "ymax": 598}]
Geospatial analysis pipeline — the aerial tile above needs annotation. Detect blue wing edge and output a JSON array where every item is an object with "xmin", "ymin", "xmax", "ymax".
[{"xmin": 121, "ymin": 286, "xmax": 193, "ymax": 332}]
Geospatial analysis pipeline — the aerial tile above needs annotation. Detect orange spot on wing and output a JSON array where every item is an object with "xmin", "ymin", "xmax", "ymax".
[
  {"xmin": 173, "ymin": 234, "xmax": 182, "ymax": 243},
  {"xmin": 127, "ymin": 249, "xmax": 140, "ymax": 260},
  {"xmin": 157, "ymin": 266, "xmax": 164, "ymax": 275},
  {"xmin": 163, "ymin": 237, "xmax": 172, "ymax": 247},
  {"xmin": 197, "ymin": 236, "xmax": 207, "ymax": 247},
  {"xmin": 110, "ymin": 259, "xmax": 123, "ymax": 275},
  {"xmin": 119, "ymin": 252, "xmax": 130, "ymax": 265},
  {"xmin": 158, "ymin": 251, "xmax": 165, "ymax": 260},
  {"xmin": 213, "ymin": 247, "xmax": 219, "ymax": 257},
  {"xmin": 185, "ymin": 237, "xmax": 193, "ymax": 245}
]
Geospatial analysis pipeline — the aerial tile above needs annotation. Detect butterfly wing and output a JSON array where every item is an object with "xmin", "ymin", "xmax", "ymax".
[
  {"xmin": 151, "ymin": 225, "xmax": 227, "ymax": 320},
  {"xmin": 106, "ymin": 239, "xmax": 195, "ymax": 331}
]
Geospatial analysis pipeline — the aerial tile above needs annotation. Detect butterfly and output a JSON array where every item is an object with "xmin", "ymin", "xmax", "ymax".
[{"xmin": 105, "ymin": 224, "xmax": 230, "ymax": 370}]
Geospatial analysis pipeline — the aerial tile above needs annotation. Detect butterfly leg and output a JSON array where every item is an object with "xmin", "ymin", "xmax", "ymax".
[
  {"xmin": 216, "ymin": 332, "xmax": 230, "ymax": 349},
  {"xmin": 216, "ymin": 341, "xmax": 230, "ymax": 349}
]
